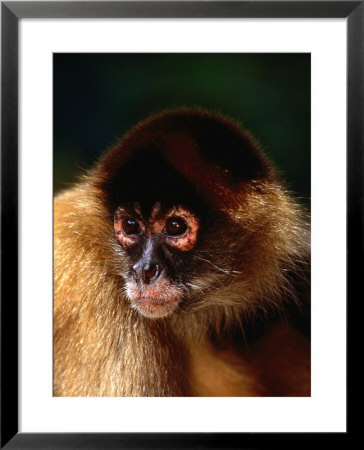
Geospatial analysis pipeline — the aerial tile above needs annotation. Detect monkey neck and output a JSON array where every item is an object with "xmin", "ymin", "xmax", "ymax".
[
  {"xmin": 103, "ymin": 307, "xmax": 191, "ymax": 396},
  {"xmin": 168, "ymin": 305, "xmax": 243, "ymax": 340},
  {"xmin": 111, "ymin": 306, "xmax": 236, "ymax": 396}
]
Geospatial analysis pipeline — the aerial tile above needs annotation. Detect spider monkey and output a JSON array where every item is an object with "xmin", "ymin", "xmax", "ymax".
[{"xmin": 54, "ymin": 108, "xmax": 310, "ymax": 396}]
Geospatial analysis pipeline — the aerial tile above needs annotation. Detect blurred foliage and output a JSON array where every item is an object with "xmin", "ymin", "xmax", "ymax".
[{"xmin": 54, "ymin": 53, "xmax": 310, "ymax": 206}]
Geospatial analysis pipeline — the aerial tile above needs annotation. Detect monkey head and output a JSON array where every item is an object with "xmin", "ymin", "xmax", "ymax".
[{"xmin": 92, "ymin": 109, "xmax": 305, "ymax": 320}]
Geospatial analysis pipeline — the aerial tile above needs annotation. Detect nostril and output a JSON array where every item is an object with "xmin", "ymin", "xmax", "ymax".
[
  {"xmin": 144, "ymin": 265, "xmax": 156, "ymax": 279},
  {"xmin": 143, "ymin": 263, "xmax": 160, "ymax": 284}
]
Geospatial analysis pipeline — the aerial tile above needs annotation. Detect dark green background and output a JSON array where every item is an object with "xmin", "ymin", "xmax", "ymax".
[{"xmin": 54, "ymin": 53, "xmax": 310, "ymax": 205}]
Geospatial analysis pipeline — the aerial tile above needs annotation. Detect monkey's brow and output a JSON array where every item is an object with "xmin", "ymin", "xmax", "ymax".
[
  {"xmin": 116, "ymin": 202, "xmax": 190, "ymax": 222},
  {"xmin": 132, "ymin": 202, "xmax": 142, "ymax": 216},
  {"xmin": 115, "ymin": 203, "xmax": 142, "ymax": 219},
  {"xmin": 115, "ymin": 202, "xmax": 161, "ymax": 221},
  {"xmin": 150, "ymin": 202, "xmax": 162, "ymax": 219}
]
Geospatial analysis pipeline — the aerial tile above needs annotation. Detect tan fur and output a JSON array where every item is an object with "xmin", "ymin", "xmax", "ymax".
[
  {"xmin": 54, "ymin": 109, "xmax": 310, "ymax": 397},
  {"xmin": 188, "ymin": 324, "xmax": 310, "ymax": 397}
]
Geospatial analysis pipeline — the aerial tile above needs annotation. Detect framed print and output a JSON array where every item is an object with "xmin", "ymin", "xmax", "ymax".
[{"xmin": 1, "ymin": 1, "xmax": 360, "ymax": 448}]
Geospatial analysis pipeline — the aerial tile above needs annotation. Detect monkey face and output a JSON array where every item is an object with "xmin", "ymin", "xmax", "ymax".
[{"xmin": 113, "ymin": 202, "xmax": 201, "ymax": 318}]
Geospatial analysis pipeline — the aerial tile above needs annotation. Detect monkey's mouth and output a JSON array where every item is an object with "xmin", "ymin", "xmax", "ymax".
[
  {"xmin": 126, "ymin": 281, "xmax": 183, "ymax": 319},
  {"xmin": 133, "ymin": 295, "xmax": 181, "ymax": 319}
]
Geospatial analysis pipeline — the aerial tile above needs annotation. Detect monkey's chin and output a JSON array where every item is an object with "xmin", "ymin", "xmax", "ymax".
[
  {"xmin": 126, "ymin": 281, "xmax": 184, "ymax": 319},
  {"xmin": 131, "ymin": 296, "xmax": 181, "ymax": 319}
]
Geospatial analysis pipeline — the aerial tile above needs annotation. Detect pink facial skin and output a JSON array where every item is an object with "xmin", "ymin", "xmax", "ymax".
[
  {"xmin": 113, "ymin": 205, "xmax": 199, "ymax": 251},
  {"xmin": 162, "ymin": 207, "xmax": 199, "ymax": 251},
  {"xmin": 113, "ymin": 211, "xmax": 143, "ymax": 249}
]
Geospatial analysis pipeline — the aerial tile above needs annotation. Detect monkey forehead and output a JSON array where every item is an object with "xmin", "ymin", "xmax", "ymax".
[
  {"xmin": 100, "ymin": 146, "xmax": 210, "ymax": 215},
  {"xmin": 115, "ymin": 203, "xmax": 199, "ymax": 227},
  {"xmin": 150, "ymin": 204, "xmax": 198, "ymax": 221},
  {"xmin": 95, "ymin": 108, "xmax": 275, "ymax": 212}
]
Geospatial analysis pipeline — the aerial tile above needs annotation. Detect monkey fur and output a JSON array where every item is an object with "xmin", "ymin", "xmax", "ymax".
[{"xmin": 54, "ymin": 108, "xmax": 310, "ymax": 397}]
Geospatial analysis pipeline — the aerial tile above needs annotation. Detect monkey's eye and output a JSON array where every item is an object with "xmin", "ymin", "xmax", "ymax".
[
  {"xmin": 164, "ymin": 217, "xmax": 188, "ymax": 237},
  {"xmin": 122, "ymin": 218, "xmax": 141, "ymax": 235}
]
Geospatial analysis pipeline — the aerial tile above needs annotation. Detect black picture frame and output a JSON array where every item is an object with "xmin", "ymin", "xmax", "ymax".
[{"xmin": 1, "ymin": 1, "xmax": 359, "ymax": 448}]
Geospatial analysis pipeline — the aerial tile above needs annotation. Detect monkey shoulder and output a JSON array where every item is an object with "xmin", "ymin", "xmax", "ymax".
[{"xmin": 188, "ymin": 319, "xmax": 310, "ymax": 397}]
